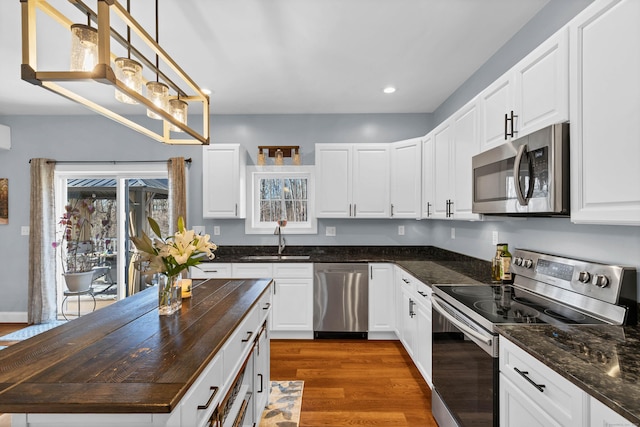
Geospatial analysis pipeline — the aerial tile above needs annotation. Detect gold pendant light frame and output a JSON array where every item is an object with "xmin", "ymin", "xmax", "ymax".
[{"xmin": 20, "ymin": 0, "xmax": 210, "ymax": 145}]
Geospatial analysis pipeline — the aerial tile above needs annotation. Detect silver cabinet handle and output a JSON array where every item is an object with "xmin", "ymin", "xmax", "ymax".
[{"xmin": 391, "ymin": 204, "xmax": 394, "ymax": 217}]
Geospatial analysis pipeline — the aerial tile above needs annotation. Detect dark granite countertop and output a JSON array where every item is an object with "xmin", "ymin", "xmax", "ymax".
[
  {"xmin": 208, "ymin": 245, "xmax": 494, "ymax": 285},
  {"xmin": 497, "ymin": 324, "xmax": 640, "ymax": 425}
]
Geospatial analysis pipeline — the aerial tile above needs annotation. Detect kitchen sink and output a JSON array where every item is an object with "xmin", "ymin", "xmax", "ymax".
[{"xmin": 241, "ymin": 255, "xmax": 310, "ymax": 261}]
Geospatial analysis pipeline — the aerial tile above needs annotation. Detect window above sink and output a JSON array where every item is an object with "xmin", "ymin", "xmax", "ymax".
[{"xmin": 245, "ymin": 166, "xmax": 318, "ymax": 235}]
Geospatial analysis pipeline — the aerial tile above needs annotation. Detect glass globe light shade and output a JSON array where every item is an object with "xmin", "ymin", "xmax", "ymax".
[
  {"xmin": 114, "ymin": 57, "xmax": 143, "ymax": 104},
  {"xmin": 70, "ymin": 24, "xmax": 98, "ymax": 72},
  {"xmin": 168, "ymin": 98, "xmax": 188, "ymax": 132},
  {"xmin": 146, "ymin": 81, "xmax": 169, "ymax": 119}
]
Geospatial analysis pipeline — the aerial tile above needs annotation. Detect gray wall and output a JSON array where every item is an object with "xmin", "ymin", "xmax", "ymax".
[
  {"xmin": 0, "ymin": 113, "xmax": 432, "ymax": 315},
  {"xmin": 433, "ymin": 0, "xmax": 594, "ymax": 124}
]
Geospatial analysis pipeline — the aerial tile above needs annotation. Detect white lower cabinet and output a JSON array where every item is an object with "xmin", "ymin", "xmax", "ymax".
[
  {"xmin": 589, "ymin": 395, "xmax": 634, "ymax": 427},
  {"xmin": 368, "ymin": 263, "xmax": 396, "ymax": 339},
  {"xmin": 413, "ymin": 282, "xmax": 432, "ymax": 387},
  {"xmin": 393, "ymin": 267, "xmax": 432, "ymax": 387},
  {"xmin": 500, "ymin": 337, "xmax": 586, "ymax": 427},
  {"xmin": 270, "ymin": 264, "xmax": 314, "ymax": 339}
]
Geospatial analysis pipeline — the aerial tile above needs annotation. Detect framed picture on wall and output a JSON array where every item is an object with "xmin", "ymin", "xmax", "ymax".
[{"xmin": 0, "ymin": 178, "xmax": 7, "ymax": 224}]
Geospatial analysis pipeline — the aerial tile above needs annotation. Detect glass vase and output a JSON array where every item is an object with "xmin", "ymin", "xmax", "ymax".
[{"xmin": 158, "ymin": 274, "xmax": 182, "ymax": 316}]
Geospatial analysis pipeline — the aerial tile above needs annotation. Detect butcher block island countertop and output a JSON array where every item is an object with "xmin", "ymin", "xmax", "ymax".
[{"xmin": 0, "ymin": 278, "xmax": 272, "ymax": 417}]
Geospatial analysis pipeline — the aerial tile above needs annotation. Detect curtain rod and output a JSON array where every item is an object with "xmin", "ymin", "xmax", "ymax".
[{"xmin": 28, "ymin": 158, "xmax": 192, "ymax": 164}]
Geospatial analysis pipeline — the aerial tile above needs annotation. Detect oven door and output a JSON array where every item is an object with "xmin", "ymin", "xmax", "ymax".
[{"xmin": 431, "ymin": 295, "xmax": 498, "ymax": 427}]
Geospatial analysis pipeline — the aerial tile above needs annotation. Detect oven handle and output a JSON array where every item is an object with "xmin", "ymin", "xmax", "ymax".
[{"xmin": 431, "ymin": 296, "xmax": 493, "ymax": 347}]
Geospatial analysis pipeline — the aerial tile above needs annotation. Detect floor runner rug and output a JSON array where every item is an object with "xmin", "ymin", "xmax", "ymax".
[
  {"xmin": 0, "ymin": 320, "xmax": 67, "ymax": 342},
  {"xmin": 260, "ymin": 380, "xmax": 304, "ymax": 427}
]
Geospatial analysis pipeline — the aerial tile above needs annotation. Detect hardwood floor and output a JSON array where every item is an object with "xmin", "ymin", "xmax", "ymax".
[
  {"xmin": 270, "ymin": 339, "xmax": 437, "ymax": 427},
  {"xmin": 0, "ymin": 323, "xmax": 27, "ymax": 348}
]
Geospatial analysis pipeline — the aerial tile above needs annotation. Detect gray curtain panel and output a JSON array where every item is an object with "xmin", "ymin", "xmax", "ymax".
[
  {"xmin": 168, "ymin": 157, "xmax": 187, "ymax": 232},
  {"xmin": 28, "ymin": 158, "xmax": 57, "ymax": 324}
]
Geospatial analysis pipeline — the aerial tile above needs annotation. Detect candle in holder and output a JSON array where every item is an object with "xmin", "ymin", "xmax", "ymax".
[{"xmin": 180, "ymin": 278, "xmax": 192, "ymax": 298}]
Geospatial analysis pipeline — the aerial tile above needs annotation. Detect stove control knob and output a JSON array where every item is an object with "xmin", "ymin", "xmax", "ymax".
[
  {"xmin": 578, "ymin": 271, "xmax": 591, "ymax": 284},
  {"xmin": 523, "ymin": 259, "xmax": 533, "ymax": 269},
  {"xmin": 514, "ymin": 257, "xmax": 523, "ymax": 266},
  {"xmin": 592, "ymin": 275, "xmax": 609, "ymax": 288}
]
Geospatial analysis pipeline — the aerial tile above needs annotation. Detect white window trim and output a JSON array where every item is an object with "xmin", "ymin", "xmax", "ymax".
[{"xmin": 245, "ymin": 165, "xmax": 317, "ymax": 234}]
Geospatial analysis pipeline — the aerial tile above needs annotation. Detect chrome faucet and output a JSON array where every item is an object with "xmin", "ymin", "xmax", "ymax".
[{"xmin": 274, "ymin": 225, "xmax": 286, "ymax": 255}]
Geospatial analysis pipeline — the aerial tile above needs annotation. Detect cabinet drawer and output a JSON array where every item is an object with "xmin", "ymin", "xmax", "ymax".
[
  {"xmin": 190, "ymin": 263, "xmax": 231, "ymax": 279},
  {"xmin": 181, "ymin": 353, "xmax": 223, "ymax": 427},
  {"xmin": 273, "ymin": 263, "xmax": 313, "ymax": 278},
  {"xmin": 232, "ymin": 263, "xmax": 273, "ymax": 279},
  {"xmin": 222, "ymin": 306, "xmax": 260, "ymax": 386},
  {"xmin": 415, "ymin": 281, "xmax": 432, "ymax": 308},
  {"xmin": 500, "ymin": 338, "xmax": 584, "ymax": 426},
  {"xmin": 257, "ymin": 284, "xmax": 273, "ymax": 321},
  {"xmin": 396, "ymin": 269, "xmax": 417, "ymax": 292}
]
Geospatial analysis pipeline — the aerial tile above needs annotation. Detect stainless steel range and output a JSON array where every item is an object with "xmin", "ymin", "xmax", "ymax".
[{"xmin": 431, "ymin": 249, "xmax": 637, "ymax": 427}]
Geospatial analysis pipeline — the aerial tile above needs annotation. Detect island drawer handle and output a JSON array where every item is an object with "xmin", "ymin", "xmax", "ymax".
[
  {"xmin": 197, "ymin": 386, "xmax": 219, "ymax": 410},
  {"xmin": 262, "ymin": 302, "xmax": 271, "ymax": 310},
  {"xmin": 242, "ymin": 331, "xmax": 254, "ymax": 342},
  {"xmin": 514, "ymin": 367, "xmax": 546, "ymax": 392},
  {"xmin": 258, "ymin": 373, "xmax": 264, "ymax": 393}
]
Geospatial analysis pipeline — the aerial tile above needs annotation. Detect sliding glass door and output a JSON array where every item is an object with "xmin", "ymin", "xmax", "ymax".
[{"xmin": 55, "ymin": 163, "xmax": 168, "ymax": 313}]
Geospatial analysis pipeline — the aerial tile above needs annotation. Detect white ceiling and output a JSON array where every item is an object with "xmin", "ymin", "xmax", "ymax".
[{"xmin": 0, "ymin": 0, "xmax": 550, "ymax": 116}]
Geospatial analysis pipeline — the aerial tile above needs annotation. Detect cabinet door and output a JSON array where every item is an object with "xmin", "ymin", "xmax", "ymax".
[
  {"xmin": 514, "ymin": 27, "xmax": 569, "ymax": 138},
  {"xmin": 415, "ymin": 299, "xmax": 432, "ymax": 387},
  {"xmin": 368, "ymin": 263, "xmax": 395, "ymax": 333},
  {"xmin": 451, "ymin": 99, "xmax": 481, "ymax": 220},
  {"xmin": 271, "ymin": 278, "xmax": 313, "ymax": 332},
  {"xmin": 390, "ymin": 138, "xmax": 422, "ymax": 218},
  {"xmin": 480, "ymin": 72, "xmax": 514, "ymax": 150},
  {"xmin": 253, "ymin": 324, "xmax": 270, "ymax": 422},
  {"xmin": 589, "ymin": 395, "xmax": 634, "ymax": 427},
  {"xmin": 432, "ymin": 120, "xmax": 453, "ymax": 219},
  {"xmin": 353, "ymin": 144, "xmax": 390, "ymax": 218},
  {"xmin": 569, "ymin": 0, "xmax": 640, "ymax": 225},
  {"xmin": 400, "ymin": 287, "xmax": 417, "ymax": 357},
  {"xmin": 202, "ymin": 144, "xmax": 246, "ymax": 218},
  {"xmin": 500, "ymin": 373, "xmax": 564, "ymax": 427},
  {"xmin": 421, "ymin": 134, "xmax": 435, "ymax": 218},
  {"xmin": 315, "ymin": 144, "xmax": 352, "ymax": 218}
]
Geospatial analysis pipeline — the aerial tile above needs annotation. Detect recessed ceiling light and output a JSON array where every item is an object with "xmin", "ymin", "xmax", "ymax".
[
  {"xmin": 383, "ymin": 86, "xmax": 396, "ymax": 94},
  {"xmin": 201, "ymin": 88, "xmax": 212, "ymax": 95}
]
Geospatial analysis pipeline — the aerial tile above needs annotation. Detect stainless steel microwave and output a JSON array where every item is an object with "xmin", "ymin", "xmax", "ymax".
[{"xmin": 472, "ymin": 123, "xmax": 569, "ymax": 216}]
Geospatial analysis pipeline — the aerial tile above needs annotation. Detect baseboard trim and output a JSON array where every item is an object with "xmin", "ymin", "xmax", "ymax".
[{"xmin": 0, "ymin": 312, "xmax": 28, "ymax": 323}]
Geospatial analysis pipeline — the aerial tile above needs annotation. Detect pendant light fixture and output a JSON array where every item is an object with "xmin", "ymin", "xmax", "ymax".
[
  {"xmin": 114, "ymin": 0, "xmax": 143, "ymax": 104},
  {"xmin": 21, "ymin": 0, "xmax": 210, "ymax": 145},
  {"xmin": 169, "ymin": 96, "xmax": 188, "ymax": 132},
  {"xmin": 70, "ymin": 14, "xmax": 98, "ymax": 72},
  {"xmin": 146, "ymin": 0, "xmax": 168, "ymax": 119}
]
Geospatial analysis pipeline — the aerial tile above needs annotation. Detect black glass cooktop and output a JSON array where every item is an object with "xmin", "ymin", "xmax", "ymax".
[{"xmin": 434, "ymin": 284, "xmax": 607, "ymax": 327}]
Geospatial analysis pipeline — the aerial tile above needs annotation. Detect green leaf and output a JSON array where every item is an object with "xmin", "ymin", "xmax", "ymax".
[{"xmin": 148, "ymin": 217, "xmax": 162, "ymax": 238}]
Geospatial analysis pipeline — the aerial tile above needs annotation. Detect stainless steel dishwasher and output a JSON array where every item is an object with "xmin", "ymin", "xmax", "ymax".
[{"xmin": 313, "ymin": 263, "xmax": 368, "ymax": 339}]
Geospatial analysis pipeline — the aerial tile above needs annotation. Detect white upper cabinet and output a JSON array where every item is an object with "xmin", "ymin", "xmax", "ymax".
[
  {"xmin": 316, "ymin": 143, "xmax": 390, "ymax": 218},
  {"xmin": 202, "ymin": 144, "xmax": 246, "ymax": 218},
  {"xmin": 315, "ymin": 144, "xmax": 352, "ymax": 218},
  {"xmin": 390, "ymin": 137, "xmax": 422, "ymax": 218},
  {"xmin": 480, "ymin": 27, "xmax": 569, "ymax": 151},
  {"xmin": 431, "ymin": 98, "xmax": 482, "ymax": 220},
  {"xmin": 421, "ymin": 133, "xmax": 435, "ymax": 219},
  {"xmin": 569, "ymin": 0, "xmax": 640, "ymax": 226}
]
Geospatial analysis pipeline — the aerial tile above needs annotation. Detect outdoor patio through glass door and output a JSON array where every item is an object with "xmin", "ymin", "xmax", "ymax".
[{"xmin": 55, "ymin": 164, "xmax": 168, "ymax": 318}]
